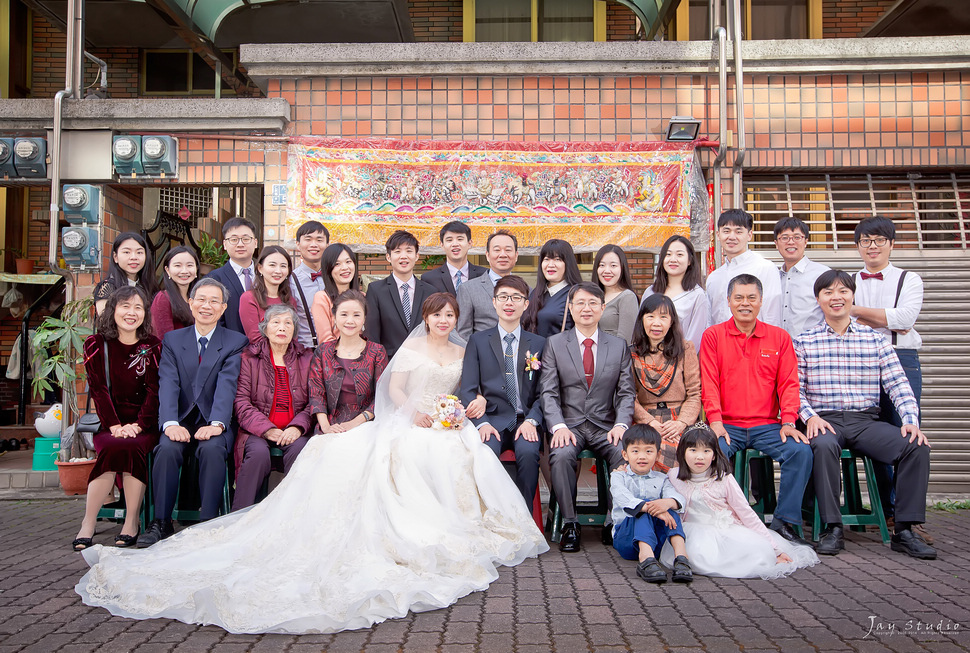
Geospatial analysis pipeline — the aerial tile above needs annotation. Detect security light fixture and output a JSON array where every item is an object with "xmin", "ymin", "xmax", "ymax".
[{"xmin": 665, "ymin": 117, "xmax": 702, "ymax": 142}]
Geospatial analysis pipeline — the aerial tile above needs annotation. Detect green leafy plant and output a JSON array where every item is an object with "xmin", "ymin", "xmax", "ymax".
[
  {"xmin": 931, "ymin": 499, "xmax": 970, "ymax": 512},
  {"xmin": 419, "ymin": 254, "xmax": 445, "ymax": 270},
  {"xmin": 198, "ymin": 231, "xmax": 229, "ymax": 267},
  {"xmin": 31, "ymin": 296, "xmax": 95, "ymax": 459}
]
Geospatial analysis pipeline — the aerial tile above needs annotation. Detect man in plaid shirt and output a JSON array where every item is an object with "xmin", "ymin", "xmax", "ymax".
[{"xmin": 794, "ymin": 269, "xmax": 935, "ymax": 560}]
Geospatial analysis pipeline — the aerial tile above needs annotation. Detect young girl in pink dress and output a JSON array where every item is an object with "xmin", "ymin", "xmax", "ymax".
[{"xmin": 662, "ymin": 424, "xmax": 818, "ymax": 579}]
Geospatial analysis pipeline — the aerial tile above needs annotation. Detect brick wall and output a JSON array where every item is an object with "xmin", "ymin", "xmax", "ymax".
[
  {"xmin": 822, "ymin": 0, "xmax": 895, "ymax": 38},
  {"xmin": 606, "ymin": 2, "xmax": 638, "ymax": 41},
  {"xmin": 408, "ymin": 0, "xmax": 463, "ymax": 42}
]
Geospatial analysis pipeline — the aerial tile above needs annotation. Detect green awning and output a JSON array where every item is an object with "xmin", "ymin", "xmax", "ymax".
[{"xmin": 614, "ymin": 0, "xmax": 682, "ymax": 40}]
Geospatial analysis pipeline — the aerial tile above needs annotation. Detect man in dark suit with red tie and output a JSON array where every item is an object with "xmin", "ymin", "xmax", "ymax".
[{"xmin": 459, "ymin": 275, "xmax": 545, "ymax": 507}]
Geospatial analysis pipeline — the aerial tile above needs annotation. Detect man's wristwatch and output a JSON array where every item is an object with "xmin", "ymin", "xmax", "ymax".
[
  {"xmin": 525, "ymin": 418, "xmax": 539, "ymax": 427},
  {"xmin": 210, "ymin": 422, "xmax": 226, "ymax": 433},
  {"xmin": 782, "ymin": 422, "xmax": 796, "ymax": 429}
]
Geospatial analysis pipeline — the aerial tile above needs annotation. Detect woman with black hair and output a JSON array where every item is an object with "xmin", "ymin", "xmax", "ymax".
[
  {"xmin": 641, "ymin": 235, "xmax": 710, "ymax": 350},
  {"xmin": 150, "ymin": 246, "xmax": 198, "ymax": 338},
  {"xmin": 310, "ymin": 243, "xmax": 359, "ymax": 344},
  {"xmin": 521, "ymin": 238, "xmax": 582, "ymax": 338},
  {"xmin": 239, "ymin": 245, "xmax": 297, "ymax": 343},
  {"xmin": 630, "ymin": 293, "xmax": 701, "ymax": 472},
  {"xmin": 94, "ymin": 232, "xmax": 159, "ymax": 315},
  {"xmin": 593, "ymin": 244, "xmax": 639, "ymax": 344},
  {"xmin": 74, "ymin": 286, "xmax": 161, "ymax": 551}
]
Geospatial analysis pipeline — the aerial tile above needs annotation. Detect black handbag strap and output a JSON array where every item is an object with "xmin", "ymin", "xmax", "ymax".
[
  {"xmin": 891, "ymin": 270, "xmax": 908, "ymax": 347},
  {"xmin": 84, "ymin": 339, "xmax": 111, "ymax": 413},
  {"xmin": 294, "ymin": 277, "xmax": 319, "ymax": 348}
]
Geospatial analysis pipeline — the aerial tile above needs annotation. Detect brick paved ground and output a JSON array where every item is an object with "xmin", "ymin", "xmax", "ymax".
[{"xmin": 1, "ymin": 498, "xmax": 968, "ymax": 653}]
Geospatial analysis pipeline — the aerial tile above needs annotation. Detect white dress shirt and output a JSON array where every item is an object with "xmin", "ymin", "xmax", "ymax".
[
  {"xmin": 229, "ymin": 259, "xmax": 255, "ymax": 290},
  {"xmin": 854, "ymin": 263, "xmax": 923, "ymax": 350},
  {"xmin": 779, "ymin": 255, "xmax": 829, "ymax": 340},
  {"xmin": 547, "ymin": 281, "xmax": 568, "ymax": 297},
  {"xmin": 706, "ymin": 249, "xmax": 782, "ymax": 327},
  {"xmin": 446, "ymin": 262, "xmax": 470, "ymax": 289},
  {"xmin": 394, "ymin": 274, "xmax": 416, "ymax": 314}
]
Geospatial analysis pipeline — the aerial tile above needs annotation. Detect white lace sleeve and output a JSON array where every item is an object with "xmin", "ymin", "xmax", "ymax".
[{"xmin": 393, "ymin": 346, "xmax": 424, "ymax": 373}]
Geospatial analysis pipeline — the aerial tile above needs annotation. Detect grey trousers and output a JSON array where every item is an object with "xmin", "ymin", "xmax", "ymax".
[
  {"xmin": 811, "ymin": 409, "xmax": 930, "ymax": 525},
  {"xmin": 549, "ymin": 421, "xmax": 624, "ymax": 521}
]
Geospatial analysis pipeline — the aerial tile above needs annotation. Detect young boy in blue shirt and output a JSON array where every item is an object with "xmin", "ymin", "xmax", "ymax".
[{"xmin": 610, "ymin": 425, "xmax": 692, "ymax": 583}]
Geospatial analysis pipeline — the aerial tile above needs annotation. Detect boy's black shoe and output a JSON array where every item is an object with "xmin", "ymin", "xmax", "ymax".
[
  {"xmin": 636, "ymin": 558, "xmax": 667, "ymax": 584},
  {"xmin": 671, "ymin": 555, "xmax": 693, "ymax": 583}
]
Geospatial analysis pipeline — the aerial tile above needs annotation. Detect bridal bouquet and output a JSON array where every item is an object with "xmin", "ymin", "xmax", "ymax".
[{"xmin": 431, "ymin": 394, "xmax": 465, "ymax": 430}]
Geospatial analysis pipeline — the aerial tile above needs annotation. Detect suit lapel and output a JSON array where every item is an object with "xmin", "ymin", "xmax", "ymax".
[
  {"xmin": 386, "ymin": 277, "xmax": 408, "ymax": 327},
  {"xmin": 223, "ymin": 264, "xmax": 244, "ymax": 298},
  {"xmin": 517, "ymin": 332, "xmax": 534, "ymax": 397},
  {"xmin": 195, "ymin": 326, "xmax": 221, "ymax": 395},
  {"xmin": 562, "ymin": 329, "xmax": 586, "ymax": 389},
  {"xmin": 488, "ymin": 328, "xmax": 505, "ymax": 375},
  {"xmin": 441, "ymin": 266, "xmax": 457, "ymax": 295},
  {"xmin": 592, "ymin": 333, "xmax": 610, "ymax": 391}
]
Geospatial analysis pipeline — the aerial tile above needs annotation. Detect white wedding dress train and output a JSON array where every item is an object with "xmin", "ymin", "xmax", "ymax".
[{"xmin": 76, "ymin": 349, "xmax": 548, "ymax": 634}]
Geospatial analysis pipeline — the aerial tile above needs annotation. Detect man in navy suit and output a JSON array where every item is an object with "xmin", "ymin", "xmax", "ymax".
[
  {"xmin": 365, "ymin": 230, "xmax": 435, "ymax": 359},
  {"xmin": 421, "ymin": 220, "xmax": 487, "ymax": 296},
  {"xmin": 460, "ymin": 275, "xmax": 545, "ymax": 507},
  {"xmin": 205, "ymin": 217, "xmax": 258, "ymax": 336},
  {"xmin": 138, "ymin": 278, "xmax": 249, "ymax": 547}
]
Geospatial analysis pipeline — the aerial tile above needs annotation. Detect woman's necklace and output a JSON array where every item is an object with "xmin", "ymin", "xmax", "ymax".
[{"xmin": 336, "ymin": 339, "xmax": 365, "ymax": 359}]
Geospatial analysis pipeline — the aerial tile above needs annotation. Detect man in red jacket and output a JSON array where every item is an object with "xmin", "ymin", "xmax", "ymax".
[{"xmin": 700, "ymin": 273, "xmax": 813, "ymax": 547}]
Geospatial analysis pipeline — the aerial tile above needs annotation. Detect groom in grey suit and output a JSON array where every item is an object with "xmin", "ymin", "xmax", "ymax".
[
  {"xmin": 540, "ymin": 281, "xmax": 635, "ymax": 553},
  {"xmin": 456, "ymin": 230, "xmax": 520, "ymax": 341}
]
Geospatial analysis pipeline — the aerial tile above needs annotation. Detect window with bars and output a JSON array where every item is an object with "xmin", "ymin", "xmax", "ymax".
[
  {"xmin": 157, "ymin": 187, "xmax": 212, "ymax": 228},
  {"xmin": 745, "ymin": 173, "xmax": 970, "ymax": 250}
]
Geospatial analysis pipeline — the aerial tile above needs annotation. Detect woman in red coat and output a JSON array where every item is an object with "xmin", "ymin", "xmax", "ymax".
[
  {"xmin": 75, "ymin": 286, "xmax": 160, "ymax": 551},
  {"xmin": 231, "ymin": 303, "xmax": 314, "ymax": 510}
]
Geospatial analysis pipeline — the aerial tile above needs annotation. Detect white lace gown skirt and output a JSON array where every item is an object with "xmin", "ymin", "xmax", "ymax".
[
  {"xmin": 75, "ymin": 420, "xmax": 548, "ymax": 634},
  {"xmin": 659, "ymin": 500, "xmax": 819, "ymax": 580}
]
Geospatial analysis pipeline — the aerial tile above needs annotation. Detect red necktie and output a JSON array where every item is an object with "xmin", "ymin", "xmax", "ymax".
[
  {"xmin": 583, "ymin": 338, "xmax": 595, "ymax": 387},
  {"xmin": 860, "ymin": 271, "xmax": 884, "ymax": 280},
  {"xmin": 310, "ymin": 271, "xmax": 324, "ymax": 281}
]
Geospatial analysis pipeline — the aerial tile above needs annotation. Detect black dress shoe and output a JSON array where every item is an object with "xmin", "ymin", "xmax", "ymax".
[
  {"xmin": 636, "ymin": 558, "xmax": 667, "ymax": 584},
  {"xmin": 891, "ymin": 528, "xmax": 937, "ymax": 560},
  {"xmin": 601, "ymin": 526, "xmax": 613, "ymax": 546},
  {"xmin": 559, "ymin": 522, "xmax": 581, "ymax": 553},
  {"xmin": 815, "ymin": 525, "xmax": 844, "ymax": 555},
  {"xmin": 671, "ymin": 555, "xmax": 693, "ymax": 583},
  {"xmin": 770, "ymin": 520, "xmax": 811, "ymax": 547},
  {"xmin": 137, "ymin": 519, "xmax": 174, "ymax": 548}
]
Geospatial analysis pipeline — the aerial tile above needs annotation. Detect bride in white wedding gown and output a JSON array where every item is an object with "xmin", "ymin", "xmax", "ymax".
[{"xmin": 76, "ymin": 293, "xmax": 548, "ymax": 634}]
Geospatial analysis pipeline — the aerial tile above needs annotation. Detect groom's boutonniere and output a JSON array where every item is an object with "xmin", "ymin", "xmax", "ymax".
[{"xmin": 524, "ymin": 351, "xmax": 541, "ymax": 380}]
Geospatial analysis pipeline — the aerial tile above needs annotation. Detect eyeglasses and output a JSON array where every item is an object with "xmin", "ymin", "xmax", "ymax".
[
  {"xmin": 225, "ymin": 236, "xmax": 256, "ymax": 245},
  {"xmin": 859, "ymin": 237, "xmax": 890, "ymax": 248},
  {"xmin": 192, "ymin": 297, "xmax": 224, "ymax": 307},
  {"xmin": 776, "ymin": 235, "xmax": 806, "ymax": 244},
  {"xmin": 495, "ymin": 294, "xmax": 527, "ymax": 303},
  {"xmin": 570, "ymin": 300, "xmax": 602, "ymax": 309}
]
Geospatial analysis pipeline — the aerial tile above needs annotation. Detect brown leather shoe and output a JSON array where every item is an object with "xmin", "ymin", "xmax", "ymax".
[{"xmin": 913, "ymin": 524, "xmax": 935, "ymax": 545}]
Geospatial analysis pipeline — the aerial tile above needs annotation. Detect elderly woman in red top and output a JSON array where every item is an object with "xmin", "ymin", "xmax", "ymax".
[
  {"xmin": 309, "ymin": 290, "xmax": 387, "ymax": 433},
  {"xmin": 231, "ymin": 303, "xmax": 314, "ymax": 510}
]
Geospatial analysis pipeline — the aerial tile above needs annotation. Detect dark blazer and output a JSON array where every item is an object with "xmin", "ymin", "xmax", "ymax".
[
  {"xmin": 539, "ymin": 328, "xmax": 635, "ymax": 432},
  {"xmin": 206, "ymin": 263, "xmax": 248, "ymax": 335},
  {"xmin": 365, "ymin": 275, "xmax": 435, "ymax": 359},
  {"xmin": 158, "ymin": 324, "xmax": 248, "ymax": 441},
  {"xmin": 460, "ymin": 327, "xmax": 545, "ymax": 432},
  {"xmin": 422, "ymin": 262, "xmax": 487, "ymax": 296}
]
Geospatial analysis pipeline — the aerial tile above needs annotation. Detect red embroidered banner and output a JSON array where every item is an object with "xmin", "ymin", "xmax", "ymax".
[{"xmin": 286, "ymin": 137, "xmax": 708, "ymax": 251}]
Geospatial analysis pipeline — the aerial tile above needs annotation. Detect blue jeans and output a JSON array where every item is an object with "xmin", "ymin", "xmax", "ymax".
[
  {"xmin": 876, "ymin": 348, "xmax": 922, "ymax": 518},
  {"xmin": 613, "ymin": 510, "xmax": 686, "ymax": 561},
  {"xmin": 720, "ymin": 423, "xmax": 813, "ymax": 526}
]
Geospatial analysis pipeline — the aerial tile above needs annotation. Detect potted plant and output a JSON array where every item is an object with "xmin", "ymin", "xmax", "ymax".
[
  {"xmin": 31, "ymin": 296, "xmax": 96, "ymax": 495},
  {"xmin": 0, "ymin": 247, "xmax": 35, "ymax": 275},
  {"xmin": 198, "ymin": 231, "xmax": 228, "ymax": 275}
]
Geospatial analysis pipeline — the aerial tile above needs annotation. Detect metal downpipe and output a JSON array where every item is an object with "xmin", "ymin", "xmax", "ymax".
[{"xmin": 730, "ymin": 0, "xmax": 746, "ymax": 210}]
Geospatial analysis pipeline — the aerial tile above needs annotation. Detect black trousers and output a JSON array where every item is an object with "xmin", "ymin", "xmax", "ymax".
[
  {"xmin": 811, "ymin": 409, "xmax": 929, "ymax": 525},
  {"xmin": 483, "ymin": 416, "xmax": 541, "ymax": 509}
]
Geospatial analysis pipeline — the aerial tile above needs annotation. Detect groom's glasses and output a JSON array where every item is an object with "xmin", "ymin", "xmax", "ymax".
[{"xmin": 495, "ymin": 293, "xmax": 527, "ymax": 303}]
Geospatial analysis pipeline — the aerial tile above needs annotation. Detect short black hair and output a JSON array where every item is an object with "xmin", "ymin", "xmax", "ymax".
[
  {"xmin": 296, "ymin": 220, "xmax": 329, "ymax": 242},
  {"xmin": 568, "ymin": 281, "xmax": 605, "ymax": 304},
  {"xmin": 717, "ymin": 208, "xmax": 753, "ymax": 231},
  {"xmin": 385, "ymin": 230, "xmax": 419, "ymax": 254},
  {"xmin": 439, "ymin": 220, "xmax": 471, "ymax": 242},
  {"xmin": 675, "ymin": 423, "xmax": 732, "ymax": 481},
  {"xmin": 624, "ymin": 424, "xmax": 662, "ymax": 451},
  {"xmin": 727, "ymin": 273, "xmax": 763, "ymax": 298},
  {"xmin": 486, "ymin": 230, "xmax": 518, "ymax": 251},
  {"xmin": 494, "ymin": 274, "xmax": 529, "ymax": 298},
  {"xmin": 813, "ymin": 269, "xmax": 856, "ymax": 297},
  {"xmin": 222, "ymin": 217, "xmax": 257, "ymax": 239},
  {"xmin": 854, "ymin": 215, "xmax": 896, "ymax": 243},
  {"xmin": 773, "ymin": 217, "xmax": 810, "ymax": 239}
]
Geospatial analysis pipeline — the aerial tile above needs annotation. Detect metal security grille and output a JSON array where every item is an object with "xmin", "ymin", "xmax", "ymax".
[
  {"xmin": 157, "ymin": 186, "xmax": 212, "ymax": 227},
  {"xmin": 745, "ymin": 173, "xmax": 970, "ymax": 250}
]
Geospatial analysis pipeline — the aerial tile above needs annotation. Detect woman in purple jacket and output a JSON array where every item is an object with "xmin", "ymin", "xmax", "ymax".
[{"xmin": 231, "ymin": 304, "xmax": 314, "ymax": 510}]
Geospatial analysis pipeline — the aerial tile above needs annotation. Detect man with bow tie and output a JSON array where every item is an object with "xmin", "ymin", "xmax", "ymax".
[{"xmin": 289, "ymin": 221, "xmax": 330, "ymax": 348}]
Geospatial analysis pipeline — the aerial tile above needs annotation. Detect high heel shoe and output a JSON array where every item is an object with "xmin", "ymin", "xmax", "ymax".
[
  {"xmin": 114, "ymin": 532, "xmax": 139, "ymax": 547},
  {"xmin": 72, "ymin": 537, "xmax": 93, "ymax": 551}
]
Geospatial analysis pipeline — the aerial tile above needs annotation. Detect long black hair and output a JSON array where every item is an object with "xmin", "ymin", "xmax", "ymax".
[
  {"xmin": 631, "ymin": 293, "xmax": 685, "ymax": 363},
  {"xmin": 103, "ymin": 232, "xmax": 159, "ymax": 297},
  {"xmin": 159, "ymin": 245, "xmax": 198, "ymax": 327},
  {"xmin": 321, "ymin": 243, "xmax": 360, "ymax": 300},
  {"xmin": 675, "ymin": 423, "xmax": 732, "ymax": 481},
  {"xmin": 252, "ymin": 245, "xmax": 294, "ymax": 310},
  {"xmin": 651, "ymin": 235, "xmax": 703, "ymax": 294},
  {"xmin": 96, "ymin": 286, "xmax": 154, "ymax": 341},
  {"xmin": 592, "ymin": 244, "xmax": 634, "ymax": 294},
  {"xmin": 521, "ymin": 238, "xmax": 582, "ymax": 334}
]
